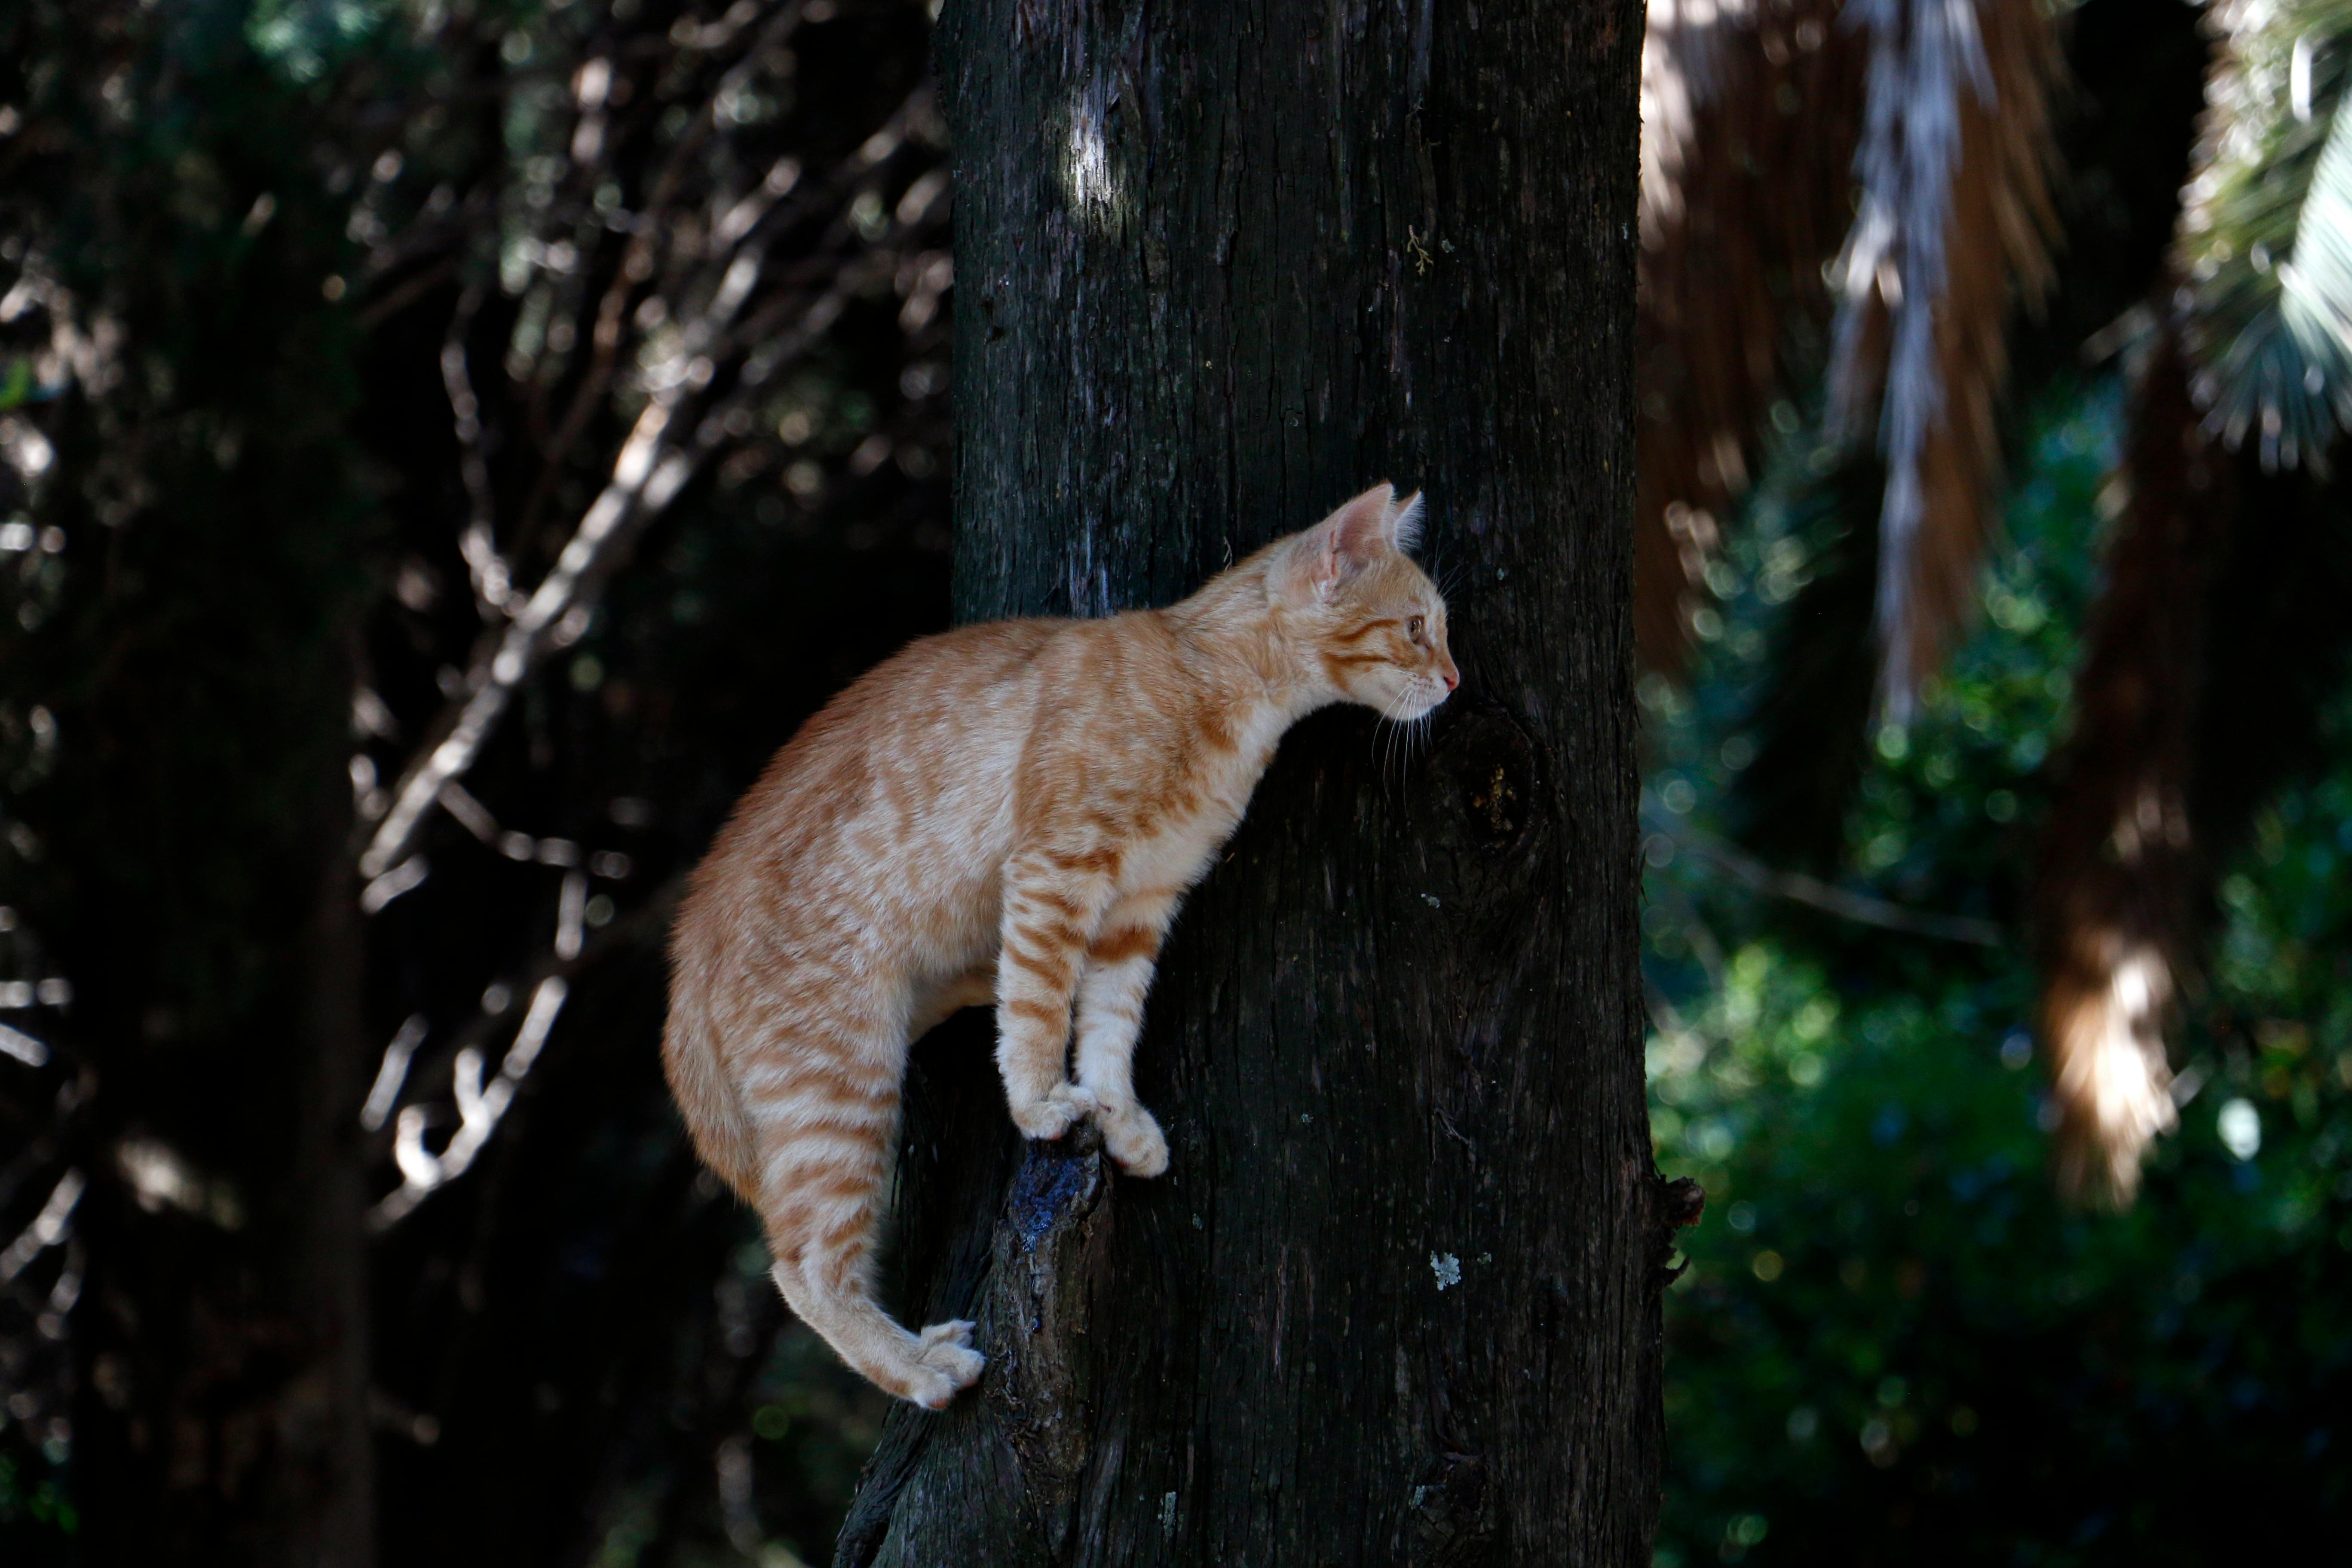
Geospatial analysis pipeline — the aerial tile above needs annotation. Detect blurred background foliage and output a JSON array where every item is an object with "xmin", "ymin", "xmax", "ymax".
[
  {"xmin": 3, "ymin": 0, "xmax": 2352, "ymax": 1564},
  {"xmin": 1645, "ymin": 380, "xmax": 2352, "ymax": 1562},
  {"xmin": 1639, "ymin": 0, "xmax": 2352, "ymax": 1559}
]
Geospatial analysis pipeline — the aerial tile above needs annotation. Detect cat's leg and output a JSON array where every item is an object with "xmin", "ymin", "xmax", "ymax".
[
  {"xmin": 1072, "ymin": 889, "xmax": 1179, "ymax": 1176},
  {"xmin": 995, "ymin": 851, "xmax": 1121, "ymax": 1141},
  {"xmin": 743, "ymin": 1009, "xmax": 983, "ymax": 1408}
]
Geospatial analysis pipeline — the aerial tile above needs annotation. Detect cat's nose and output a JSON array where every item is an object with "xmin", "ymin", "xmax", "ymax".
[{"xmin": 1441, "ymin": 664, "xmax": 1459, "ymax": 691}]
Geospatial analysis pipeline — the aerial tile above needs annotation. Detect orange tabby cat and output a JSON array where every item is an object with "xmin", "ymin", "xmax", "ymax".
[{"xmin": 664, "ymin": 483, "xmax": 1458, "ymax": 1406}]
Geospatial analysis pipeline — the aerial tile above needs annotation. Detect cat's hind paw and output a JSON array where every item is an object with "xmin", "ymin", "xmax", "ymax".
[
  {"xmin": 1010, "ymin": 1081, "xmax": 1098, "ymax": 1142},
  {"xmin": 906, "ymin": 1319, "xmax": 986, "ymax": 1410},
  {"xmin": 1099, "ymin": 1102, "xmax": 1170, "ymax": 1177}
]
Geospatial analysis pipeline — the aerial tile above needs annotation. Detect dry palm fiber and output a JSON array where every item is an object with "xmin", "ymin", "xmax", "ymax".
[
  {"xmin": 2010, "ymin": 0, "xmax": 2210, "ymax": 396},
  {"xmin": 1725, "ymin": 454, "xmax": 1887, "ymax": 873},
  {"xmin": 2172, "ymin": 9, "xmax": 2352, "ymax": 860},
  {"xmin": 2188, "ymin": 461, "xmax": 2352, "ymax": 880},
  {"xmin": 1635, "ymin": 0, "xmax": 1864, "ymax": 676},
  {"xmin": 2179, "ymin": 0, "xmax": 2352, "ymax": 472},
  {"xmin": 1825, "ymin": 0, "xmax": 2058, "ymax": 719},
  {"xmin": 2031, "ymin": 328, "xmax": 2225, "ymax": 1208},
  {"xmin": 2036, "ymin": 0, "xmax": 2352, "ymax": 1206}
]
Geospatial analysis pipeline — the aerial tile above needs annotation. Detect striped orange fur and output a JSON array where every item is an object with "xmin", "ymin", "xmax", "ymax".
[{"xmin": 664, "ymin": 484, "xmax": 1458, "ymax": 1407}]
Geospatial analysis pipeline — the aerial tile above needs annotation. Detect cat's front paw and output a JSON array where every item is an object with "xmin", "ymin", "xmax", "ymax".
[
  {"xmin": 906, "ymin": 1319, "xmax": 986, "ymax": 1410},
  {"xmin": 1009, "ymin": 1081, "xmax": 1098, "ymax": 1142},
  {"xmin": 1098, "ymin": 1101, "xmax": 1169, "ymax": 1177}
]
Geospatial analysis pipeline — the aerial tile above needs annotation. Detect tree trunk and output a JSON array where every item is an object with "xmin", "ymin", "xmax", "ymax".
[
  {"xmin": 61, "ymin": 597, "xmax": 377, "ymax": 1568},
  {"xmin": 15, "ymin": 31, "xmax": 382, "ymax": 1540},
  {"xmin": 839, "ymin": 1, "xmax": 1667, "ymax": 1562}
]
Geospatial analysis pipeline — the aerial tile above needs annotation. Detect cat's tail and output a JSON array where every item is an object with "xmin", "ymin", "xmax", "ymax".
[
  {"xmin": 758, "ymin": 1075, "xmax": 986, "ymax": 1409},
  {"xmin": 661, "ymin": 982, "xmax": 761, "ymax": 1204}
]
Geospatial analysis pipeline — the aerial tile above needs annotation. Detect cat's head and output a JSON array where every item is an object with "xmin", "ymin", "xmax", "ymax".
[{"xmin": 1271, "ymin": 483, "xmax": 1459, "ymax": 720}]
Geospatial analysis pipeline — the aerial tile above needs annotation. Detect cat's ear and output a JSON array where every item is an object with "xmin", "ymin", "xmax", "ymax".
[
  {"xmin": 1277, "ymin": 483, "xmax": 1401, "ymax": 604},
  {"xmin": 1389, "ymin": 489, "xmax": 1425, "ymax": 554}
]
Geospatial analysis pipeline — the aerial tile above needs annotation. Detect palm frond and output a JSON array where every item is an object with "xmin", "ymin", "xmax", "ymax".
[
  {"xmin": 2032, "ymin": 329, "xmax": 2219, "ymax": 1207},
  {"xmin": 1635, "ymin": 0, "xmax": 1864, "ymax": 675},
  {"xmin": 2181, "ymin": 0, "xmax": 2352, "ymax": 472},
  {"xmin": 1826, "ymin": 0, "xmax": 2058, "ymax": 720}
]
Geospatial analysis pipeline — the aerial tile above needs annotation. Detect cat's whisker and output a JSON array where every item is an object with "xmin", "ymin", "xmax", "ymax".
[
  {"xmin": 1375, "ymin": 702, "xmax": 1403, "ymax": 796},
  {"xmin": 1373, "ymin": 687, "xmax": 1416, "ymax": 799}
]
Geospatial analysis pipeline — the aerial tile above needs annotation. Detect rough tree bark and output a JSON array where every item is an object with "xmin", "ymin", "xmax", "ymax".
[{"xmin": 839, "ymin": 1, "xmax": 1670, "ymax": 1562}]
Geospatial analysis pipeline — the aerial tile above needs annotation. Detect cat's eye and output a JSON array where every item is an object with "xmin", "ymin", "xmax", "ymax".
[{"xmin": 1407, "ymin": 615, "xmax": 1426, "ymax": 640}]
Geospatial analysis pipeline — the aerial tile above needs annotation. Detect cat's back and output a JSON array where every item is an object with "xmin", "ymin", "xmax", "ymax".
[
  {"xmin": 790, "ymin": 615, "xmax": 1061, "ymax": 770},
  {"xmin": 692, "ymin": 617, "xmax": 1063, "ymax": 891}
]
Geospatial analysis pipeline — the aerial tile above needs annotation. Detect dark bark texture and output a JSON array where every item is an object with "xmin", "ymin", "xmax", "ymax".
[{"xmin": 840, "ymin": 0, "xmax": 1663, "ymax": 1562}]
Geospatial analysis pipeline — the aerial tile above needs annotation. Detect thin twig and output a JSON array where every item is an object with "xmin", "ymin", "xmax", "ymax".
[
  {"xmin": 354, "ymin": 257, "xmax": 456, "ymax": 331},
  {"xmin": 441, "ymin": 285, "xmax": 516, "ymax": 619},
  {"xmin": 365, "ymin": 874, "xmax": 682, "ymax": 1230},
  {"xmin": 1656, "ymin": 818, "xmax": 2006, "ymax": 946}
]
